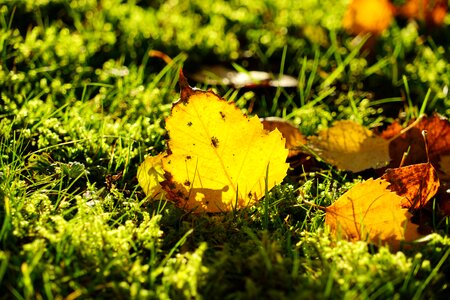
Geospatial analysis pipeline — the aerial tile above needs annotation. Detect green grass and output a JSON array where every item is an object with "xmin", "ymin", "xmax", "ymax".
[{"xmin": 1, "ymin": 0, "xmax": 450, "ymax": 298}]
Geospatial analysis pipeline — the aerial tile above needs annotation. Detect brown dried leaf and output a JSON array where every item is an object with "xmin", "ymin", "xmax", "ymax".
[
  {"xmin": 381, "ymin": 163, "xmax": 440, "ymax": 210},
  {"xmin": 383, "ymin": 114, "xmax": 450, "ymax": 168}
]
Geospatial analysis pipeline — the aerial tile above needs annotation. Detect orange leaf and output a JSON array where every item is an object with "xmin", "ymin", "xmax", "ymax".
[
  {"xmin": 397, "ymin": 0, "xmax": 448, "ymax": 27},
  {"xmin": 308, "ymin": 120, "xmax": 390, "ymax": 172},
  {"xmin": 160, "ymin": 74, "xmax": 289, "ymax": 213},
  {"xmin": 261, "ymin": 117, "xmax": 306, "ymax": 159},
  {"xmin": 343, "ymin": 0, "xmax": 395, "ymax": 35},
  {"xmin": 325, "ymin": 178, "xmax": 422, "ymax": 250},
  {"xmin": 381, "ymin": 163, "xmax": 440, "ymax": 210}
]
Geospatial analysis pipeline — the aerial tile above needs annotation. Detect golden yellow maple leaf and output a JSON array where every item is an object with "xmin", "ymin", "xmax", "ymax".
[
  {"xmin": 325, "ymin": 178, "xmax": 423, "ymax": 250},
  {"xmin": 308, "ymin": 120, "xmax": 390, "ymax": 172},
  {"xmin": 137, "ymin": 153, "xmax": 166, "ymax": 198},
  {"xmin": 160, "ymin": 75, "xmax": 289, "ymax": 213}
]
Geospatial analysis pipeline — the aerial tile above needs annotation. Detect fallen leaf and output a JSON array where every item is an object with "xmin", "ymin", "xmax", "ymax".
[
  {"xmin": 261, "ymin": 117, "xmax": 306, "ymax": 158},
  {"xmin": 381, "ymin": 115, "xmax": 450, "ymax": 217},
  {"xmin": 397, "ymin": 0, "xmax": 448, "ymax": 27},
  {"xmin": 137, "ymin": 153, "xmax": 166, "ymax": 198},
  {"xmin": 423, "ymin": 115, "xmax": 450, "ymax": 158},
  {"xmin": 381, "ymin": 163, "xmax": 440, "ymax": 210},
  {"xmin": 160, "ymin": 73, "xmax": 289, "ymax": 213},
  {"xmin": 325, "ymin": 178, "xmax": 422, "ymax": 250},
  {"xmin": 307, "ymin": 120, "xmax": 390, "ymax": 172},
  {"xmin": 382, "ymin": 122, "xmax": 427, "ymax": 167},
  {"xmin": 382, "ymin": 114, "xmax": 450, "ymax": 168},
  {"xmin": 190, "ymin": 65, "xmax": 298, "ymax": 88},
  {"xmin": 343, "ymin": 0, "xmax": 395, "ymax": 35}
]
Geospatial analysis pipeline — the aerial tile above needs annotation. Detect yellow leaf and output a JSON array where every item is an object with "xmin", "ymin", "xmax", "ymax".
[
  {"xmin": 325, "ymin": 178, "xmax": 422, "ymax": 250},
  {"xmin": 137, "ymin": 153, "xmax": 166, "ymax": 198},
  {"xmin": 261, "ymin": 116, "xmax": 306, "ymax": 158},
  {"xmin": 161, "ymin": 76, "xmax": 289, "ymax": 213},
  {"xmin": 308, "ymin": 120, "xmax": 390, "ymax": 172}
]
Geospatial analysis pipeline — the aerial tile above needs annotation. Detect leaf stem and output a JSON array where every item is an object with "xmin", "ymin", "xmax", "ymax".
[{"xmin": 302, "ymin": 199, "xmax": 327, "ymax": 211}]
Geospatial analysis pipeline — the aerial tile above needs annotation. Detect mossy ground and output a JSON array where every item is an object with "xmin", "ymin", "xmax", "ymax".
[{"xmin": 1, "ymin": 0, "xmax": 450, "ymax": 299}]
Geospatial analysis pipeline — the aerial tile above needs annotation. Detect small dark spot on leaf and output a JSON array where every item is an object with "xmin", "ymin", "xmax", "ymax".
[
  {"xmin": 219, "ymin": 111, "xmax": 226, "ymax": 120},
  {"xmin": 211, "ymin": 136, "xmax": 219, "ymax": 148},
  {"xmin": 184, "ymin": 180, "xmax": 191, "ymax": 186},
  {"xmin": 186, "ymin": 155, "xmax": 192, "ymax": 160},
  {"xmin": 248, "ymin": 192, "xmax": 253, "ymax": 199},
  {"xmin": 187, "ymin": 121, "xmax": 193, "ymax": 126}
]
